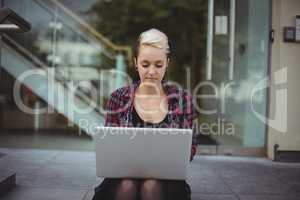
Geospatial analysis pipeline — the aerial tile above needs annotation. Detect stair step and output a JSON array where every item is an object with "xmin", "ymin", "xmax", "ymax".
[
  {"xmin": 0, "ymin": 154, "xmax": 16, "ymax": 197},
  {"xmin": 0, "ymin": 152, "xmax": 5, "ymax": 158}
]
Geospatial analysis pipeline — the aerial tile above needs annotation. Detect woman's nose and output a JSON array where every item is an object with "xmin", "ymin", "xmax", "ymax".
[{"xmin": 148, "ymin": 66, "xmax": 156, "ymax": 75}]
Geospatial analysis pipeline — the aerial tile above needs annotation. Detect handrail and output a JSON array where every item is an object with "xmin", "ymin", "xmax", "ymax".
[
  {"xmin": 0, "ymin": 7, "xmax": 31, "ymax": 33},
  {"xmin": 31, "ymin": 0, "xmax": 114, "ymax": 60},
  {"xmin": 3, "ymin": 34, "xmax": 103, "ymax": 116},
  {"xmin": 45, "ymin": 0, "xmax": 132, "ymax": 62}
]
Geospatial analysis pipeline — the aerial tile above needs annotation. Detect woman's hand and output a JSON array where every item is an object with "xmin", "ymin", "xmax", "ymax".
[{"xmin": 190, "ymin": 145, "xmax": 197, "ymax": 161}]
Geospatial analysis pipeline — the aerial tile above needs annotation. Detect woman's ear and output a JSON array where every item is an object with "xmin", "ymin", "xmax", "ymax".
[
  {"xmin": 167, "ymin": 57, "xmax": 170, "ymax": 67},
  {"xmin": 134, "ymin": 58, "xmax": 138, "ymax": 70}
]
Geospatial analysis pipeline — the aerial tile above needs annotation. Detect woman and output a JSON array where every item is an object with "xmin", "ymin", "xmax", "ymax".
[{"xmin": 93, "ymin": 28, "xmax": 197, "ymax": 200}]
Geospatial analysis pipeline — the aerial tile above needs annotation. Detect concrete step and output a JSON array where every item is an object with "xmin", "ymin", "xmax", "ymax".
[
  {"xmin": 0, "ymin": 154, "xmax": 16, "ymax": 197},
  {"xmin": 0, "ymin": 152, "xmax": 5, "ymax": 158}
]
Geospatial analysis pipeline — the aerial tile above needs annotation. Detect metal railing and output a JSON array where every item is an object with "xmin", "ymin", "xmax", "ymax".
[{"xmin": 3, "ymin": 34, "xmax": 102, "ymax": 115}]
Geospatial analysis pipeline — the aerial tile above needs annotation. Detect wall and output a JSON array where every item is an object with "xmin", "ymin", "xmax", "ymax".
[{"xmin": 268, "ymin": 0, "xmax": 300, "ymax": 159}]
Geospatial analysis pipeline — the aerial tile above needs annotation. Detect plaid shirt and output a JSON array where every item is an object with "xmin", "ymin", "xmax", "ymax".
[{"xmin": 104, "ymin": 80, "xmax": 198, "ymax": 158}]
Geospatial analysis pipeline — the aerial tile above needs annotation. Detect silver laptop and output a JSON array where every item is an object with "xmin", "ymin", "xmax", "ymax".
[{"xmin": 93, "ymin": 127, "xmax": 193, "ymax": 180}]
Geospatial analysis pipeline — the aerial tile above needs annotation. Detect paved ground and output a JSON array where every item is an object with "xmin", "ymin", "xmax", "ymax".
[{"xmin": 0, "ymin": 148, "xmax": 299, "ymax": 200}]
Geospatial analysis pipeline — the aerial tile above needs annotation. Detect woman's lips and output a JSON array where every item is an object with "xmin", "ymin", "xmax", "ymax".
[{"xmin": 146, "ymin": 78, "xmax": 157, "ymax": 80}]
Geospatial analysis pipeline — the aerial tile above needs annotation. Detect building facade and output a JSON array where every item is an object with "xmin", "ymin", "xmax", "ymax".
[{"xmin": 0, "ymin": 0, "xmax": 299, "ymax": 159}]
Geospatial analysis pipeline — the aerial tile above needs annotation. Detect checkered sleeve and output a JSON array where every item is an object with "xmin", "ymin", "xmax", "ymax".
[
  {"xmin": 187, "ymin": 92, "xmax": 198, "ymax": 144},
  {"xmin": 104, "ymin": 91, "xmax": 121, "ymax": 127},
  {"xmin": 182, "ymin": 90, "xmax": 198, "ymax": 161}
]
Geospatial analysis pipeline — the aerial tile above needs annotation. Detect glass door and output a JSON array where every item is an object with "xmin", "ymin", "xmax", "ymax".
[{"xmin": 203, "ymin": 0, "xmax": 270, "ymax": 149}]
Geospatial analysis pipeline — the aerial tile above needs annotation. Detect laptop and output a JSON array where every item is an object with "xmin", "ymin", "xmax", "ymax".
[{"xmin": 93, "ymin": 127, "xmax": 193, "ymax": 180}]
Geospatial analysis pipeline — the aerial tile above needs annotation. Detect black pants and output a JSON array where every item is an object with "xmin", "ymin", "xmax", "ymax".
[{"xmin": 92, "ymin": 178, "xmax": 191, "ymax": 200}]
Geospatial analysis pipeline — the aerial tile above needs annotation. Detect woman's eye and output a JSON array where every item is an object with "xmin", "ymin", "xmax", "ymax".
[
  {"xmin": 156, "ymin": 65, "xmax": 163, "ymax": 68},
  {"xmin": 142, "ymin": 64, "xmax": 149, "ymax": 68}
]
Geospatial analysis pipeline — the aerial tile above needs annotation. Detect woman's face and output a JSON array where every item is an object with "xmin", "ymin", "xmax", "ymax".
[{"xmin": 135, "ymin": 45, "xmax": 168, "ymax": 85}]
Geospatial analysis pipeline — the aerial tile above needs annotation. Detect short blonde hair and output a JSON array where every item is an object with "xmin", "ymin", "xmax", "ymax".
[{"xmin": 134, "ymin": 28, "xmax": 170, "ymax": 58}]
